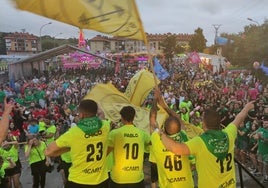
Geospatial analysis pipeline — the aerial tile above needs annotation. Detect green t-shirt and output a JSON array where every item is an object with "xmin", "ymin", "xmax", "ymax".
[
  {"xmin": 237, "ymin": 126, "xmax": 249, "ymax": 143},
  {"xmin": 35, "ymin": 90, "xmax": 45, "ymax": 101},
  {"xmin": 46, "ymin": 125, "xmax": 57, "ymax": 145},
  {"xmin": 68, "ymin": 104, "xmax": 77, "ymax": 111},
  {"xmin": 39, "ymin": 121, "xmax": 46, "ymax": 132},
  {"xmin": 0, "ymin": 145, "xmax": 19, "ymax": 162},
  {"xmin": 0, "ymin": 91, "xmax": 5, "ymax": 103},
  {"xmin": 257, "ymin": 127, "xmax": 268, "ymax": 155},
  {"xmin": 0, "ymin": 160, "xmax": 10, "ymax": 179},
  {"xmin": 24, "ymin": 94, "xmax": 35, "ymax": 105},
  {"xmin": 24, "ymin": 141, "xmax": 46, "ymax": 165},
  {"xmin": 61, "ymin": 151, "xmax": 72, "ymax": 163},
  {"xmin": 15, "ymin": 97, "xmax": 25, "ymax": 106}
]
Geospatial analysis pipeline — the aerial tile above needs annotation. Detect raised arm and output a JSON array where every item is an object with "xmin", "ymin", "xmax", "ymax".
[
  {"xmin": 45, "ymin": 141, "xmax": 70, "ymax": 157},
  {"xmin": 0, "ymin": 98, "xmax": 14, "ymax": 144},
  {"xmin": 155, "ymin": 88, "xmax": 184, "ymax": 128},
  {"xmin": 149, "ymin": 97, "xmax": 158, "ymax": 134},
  {"xmin": 160, "ymin": 132, "xmax": 191, "ymax": 155},
  {"xmin": 232, "ymin": 101, "xmax": 255, "ymax": 127}
]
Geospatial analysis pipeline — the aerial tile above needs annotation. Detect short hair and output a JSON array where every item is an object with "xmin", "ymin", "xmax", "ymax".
[
  {"xmin": 79, "ymin": 99, "xmax": 98, "ymax": 115},
  {"xmin": 203, "ymin": 108, "xmax": 221, "ymax": 130},
  {"xmin": 120, "ymin": 106, "xmax": 135, "ymax": 122},
  {"xmin": 263, "ymin": 115, "xmax": 268, "ymax": 122},
  {"xmin": 164, "ymin": 116, "xmax": 181, "ymax": 135}
]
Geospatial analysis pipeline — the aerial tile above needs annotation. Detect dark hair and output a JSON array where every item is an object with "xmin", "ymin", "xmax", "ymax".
[
  {"xmin": 203, "ymin": 108, "xmax": 221, "ymax": 130},
  {"xmin": 263, "ymin": 115, "xmax": 268, "ymax": 122},
  {"xmin": 164, "ymin": 116, "xmax": 181, "ymax": 135},
  {"xmin": 120, "ymin": 106, "xmax": 135, "ymax": 122},
  {"xmin": 79, "ymin": 99, "xmax": 98, "ymax": 115}
]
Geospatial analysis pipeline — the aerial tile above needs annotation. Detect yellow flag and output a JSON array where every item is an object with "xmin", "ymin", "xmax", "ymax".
[
  {"xmin": 14, "ymin": 0, "xmax": 147, "ymax": 42},
  {"xmin": 84, "ymin": 83, "xmax": 167, "ymax": 133},
  {"xmin": 182, "ymin": 121, "xmax": 204, "ymax": 139},
  {"xmin": 124, "ymin": 70, "xmax": 159, "ymax": 106}
]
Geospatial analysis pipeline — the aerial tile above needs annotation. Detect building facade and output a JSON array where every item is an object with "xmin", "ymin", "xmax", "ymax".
[
  {"xmin": 89, "ymin": 33, "xmax": 193, "ymax": 54},
  {"xmin": 4, "ymin": 32, "xmax": 39, "ymax": 55}
]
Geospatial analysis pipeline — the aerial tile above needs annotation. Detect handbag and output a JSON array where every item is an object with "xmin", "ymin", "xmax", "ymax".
[{"xmin": 34, "ymin": 147, "xmax": 54, "ymax": 173}]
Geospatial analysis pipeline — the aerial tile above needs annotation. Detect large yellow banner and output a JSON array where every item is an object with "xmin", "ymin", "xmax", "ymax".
[
  {"xmin": 124, "ymin": 70, "xmax": 159, "ymax": 106},
  {"xmin": 14, "ymin": 0, "xmax": 147, "ymax": 42},
  {"xmin": 84, "ymin": 83, "xmax": 167, "ymax": 133}
]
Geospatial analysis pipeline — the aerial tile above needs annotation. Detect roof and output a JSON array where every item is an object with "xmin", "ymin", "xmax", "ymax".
[
  {"xmin": 4, "ymin": 32, "xmax": 38, "ymax": 40},
  {"xmin": 10, "ymin": 44, "xmax": 116, "ymax": 65}
]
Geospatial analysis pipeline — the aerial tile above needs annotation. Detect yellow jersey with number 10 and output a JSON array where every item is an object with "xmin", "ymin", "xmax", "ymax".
[{"xmin": 108, "ymin": 124, "xmax": 150, "ymax": 184}]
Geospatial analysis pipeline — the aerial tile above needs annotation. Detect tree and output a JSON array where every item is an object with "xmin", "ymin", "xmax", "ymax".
[
  {"xmin": 221, "ymin": 20, "xmax": 268, "ymax": 67},
  {"xmin": 0, "ymin": 32, "xmax": 7, "ymax": 54},
  {"xmin": 189, "ymin": 27, "xmax": 207, "ymax": 52},
  {"xmin": 160, "ymin": 34, "xmax": 184, "ymax": 63}
]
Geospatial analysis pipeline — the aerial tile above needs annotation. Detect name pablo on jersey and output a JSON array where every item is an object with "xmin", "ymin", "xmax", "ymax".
[{"xmin": 124, "ymin": 133, "xmax": 138, "ymax": 138}]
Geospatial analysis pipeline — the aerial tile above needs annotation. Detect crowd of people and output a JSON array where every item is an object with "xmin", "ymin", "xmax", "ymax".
[{"xmin": 0, "ymin": 58, "xmax": 268, "ymax": 187}]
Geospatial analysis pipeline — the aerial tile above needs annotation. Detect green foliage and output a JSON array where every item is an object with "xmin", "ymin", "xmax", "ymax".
[
  {"xmin": 0, "ymin": 32, "xmax": 7, "ymax": 55},
  {"xmin": 189, "ymin": 28, "xmax": 207, "ymax": 52},
  {"xmin": 221, "ymin": 20, "xmax": 268, "ymax": 67},
  {"xmin": 160, "ymin": 34, "xmax": 185, "ymax": 63}
]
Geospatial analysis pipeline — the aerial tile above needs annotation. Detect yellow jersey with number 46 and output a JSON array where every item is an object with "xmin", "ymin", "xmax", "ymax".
[
  {"xmin": 150, "ymin": 131, "xmax": 194, "ymax": 188},
  {"xmin": 108, "ymin": 124, "xmax": 150, "ymax": 184},
  {"xmin": 56, "ymin": 120, "xmax": 110, "ymax": 185},
  {"xmin": 186, "ymin": 123, "xmax": 237, "ymax": 188}
]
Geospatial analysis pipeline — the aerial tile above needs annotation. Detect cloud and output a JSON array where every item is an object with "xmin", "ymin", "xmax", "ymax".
[{"xmin": 1, "ymin": 0, "xmax": 267, "ymax": 45}]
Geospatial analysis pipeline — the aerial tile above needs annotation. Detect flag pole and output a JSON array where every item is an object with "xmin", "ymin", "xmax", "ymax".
[
  {"xmin": 131, "ymin": 0, "xmax": 159, "ymax": 89},
  {"xmin": 144, "ymin": 41, "xmax": 159, "ymax": 89}
]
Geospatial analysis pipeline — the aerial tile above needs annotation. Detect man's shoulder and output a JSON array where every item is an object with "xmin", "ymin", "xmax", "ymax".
[{"xmin": 223, "ymin": 123, "xmax": 237, "ymax": 133}]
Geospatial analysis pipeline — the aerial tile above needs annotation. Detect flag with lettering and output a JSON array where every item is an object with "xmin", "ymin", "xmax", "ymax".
[
  {"xmin": 14, "ymin": 0, "xmax": 147, "ymax": 42},
  {"xmin": 153, "ymin": 57, "xmax": 170, "ymax": 80},
  {"xmin": 124, "ymin": 70, "xmax": 159, "ymax": 106}
]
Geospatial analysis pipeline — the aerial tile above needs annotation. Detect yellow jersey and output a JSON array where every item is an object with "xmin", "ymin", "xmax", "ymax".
[
  {"xmin": 150, "ymin": 131, "xmax": 194, "ymax": 188},
  {"xmin": 108, "ymin": 124, "xmax": 150, "ymax": 183},
  {"xmin": 56, "ymin": 120, "xmax": 110, "ymax": 185},
  {"xmin": 186, "ymin": 124, "xmax": 237, "ymax": 188}
]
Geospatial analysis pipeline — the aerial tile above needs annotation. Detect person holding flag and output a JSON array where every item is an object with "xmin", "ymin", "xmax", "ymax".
[
  {"xmin": 160, "ymin": 96, "xmax": 255, "ymax": 188},
  {"xmin": 149, "ymin": 90, "xmax": 194, "ymax": 188}
]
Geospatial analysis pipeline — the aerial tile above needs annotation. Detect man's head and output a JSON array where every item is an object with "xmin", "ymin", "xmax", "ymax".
[
  {"xmin": 203, "ymin": 108, "xmax": 221, "ymax": 130},
  {"xmin": 120, "ymin": 106, "xmax": 135, "ymax": 123},
  {"xmin": 164, "ymin": 116, "xmax": 181, "ymax": 135},
  {"xmin": 263, "ymin": 116, "xmax": 268, "ymax": 129},
  {"xmin": 78, "ymin": 99, "xmax": 98, "ymax": 118}
]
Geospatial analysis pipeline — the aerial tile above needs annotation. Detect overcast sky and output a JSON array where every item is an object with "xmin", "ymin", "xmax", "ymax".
[{"xmin": 0, "ymin": 0, "xmax": 267, "ymax": 45}]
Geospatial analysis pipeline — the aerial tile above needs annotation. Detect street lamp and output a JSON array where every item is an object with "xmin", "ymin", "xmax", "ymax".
[
  {"xmin": 39, "ymin": 22, "xmax": 52, "ymax": 52},
  {"xmin": 247, "ymin": 18, "xmax": 260, "ymax": 26},
  {"xmin": 53, "ymin": 32, "xmax": 63, "ymax": 48}
]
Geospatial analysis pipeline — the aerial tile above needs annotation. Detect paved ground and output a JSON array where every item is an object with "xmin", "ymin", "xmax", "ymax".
[{"xmin": 18, "ymin": 148, "xmax": 267, "ymax": 188}]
